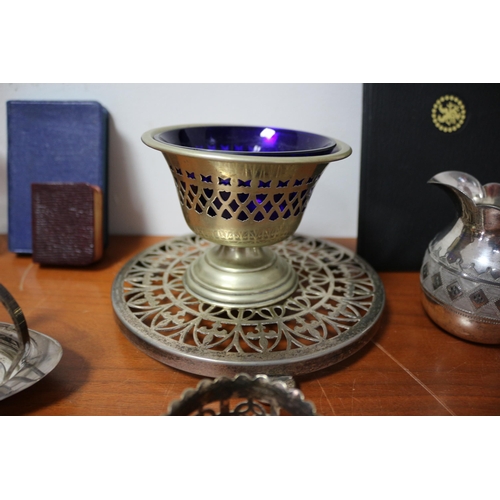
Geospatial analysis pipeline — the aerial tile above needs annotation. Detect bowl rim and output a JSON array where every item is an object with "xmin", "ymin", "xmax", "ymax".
[{"xmin": 141, "ymin": 124, "xmax": 352, "ymax": 164}]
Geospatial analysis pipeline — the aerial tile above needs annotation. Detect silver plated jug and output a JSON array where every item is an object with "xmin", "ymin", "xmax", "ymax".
[{"xmin": 420, "ymin": 171, "xmax": 500, "ymax": 344}]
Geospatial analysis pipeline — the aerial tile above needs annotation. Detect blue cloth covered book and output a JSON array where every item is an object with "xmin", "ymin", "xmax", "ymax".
[{"xmin": 7, "ymin": 100, "xmax": 108, "ymax": 253}]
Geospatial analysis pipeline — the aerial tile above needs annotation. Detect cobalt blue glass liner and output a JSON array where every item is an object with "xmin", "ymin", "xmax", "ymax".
[{"xmin": 154, "ymin": 125, "xmax": 336, "ymax": 157}]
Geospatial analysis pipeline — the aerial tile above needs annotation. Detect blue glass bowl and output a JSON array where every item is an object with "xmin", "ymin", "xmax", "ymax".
[{"xmin": 154, "ymin": 125, "xmax": 336, "ymax": 157}]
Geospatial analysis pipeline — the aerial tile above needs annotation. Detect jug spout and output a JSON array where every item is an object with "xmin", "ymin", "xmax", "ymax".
[
  {"xmin": 427, "ymin": 170, "xmax": 500, "ymax": 269},
  {"xmin": 429, "ymin": 171, "xmax": 500, "ymax": 233},
  {"xmin": 428, "ymin": 171, "xmax": 484, "ymax": 227}
]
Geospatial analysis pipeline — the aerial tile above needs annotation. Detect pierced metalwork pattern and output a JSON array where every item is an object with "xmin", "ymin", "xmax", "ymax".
[
  {"xmin": 163, "ymin": 152, "xmax": 330, "ymax": 247},
  {"xmin": 171, "ymin": 164, "xmax": 319, "ymax": 223},
  {"xmin": 112, "ymin": 235, "xmax": 385, "ymax": 377},
  {"xmin": 166, "ymin": 374, "xmax": 316, "ymax": 416}
]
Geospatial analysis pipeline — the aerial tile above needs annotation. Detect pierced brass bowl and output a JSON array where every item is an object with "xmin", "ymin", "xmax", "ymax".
[{"xmin": 142, "ymin": 124, "xmax": 351, "ymax": 307}]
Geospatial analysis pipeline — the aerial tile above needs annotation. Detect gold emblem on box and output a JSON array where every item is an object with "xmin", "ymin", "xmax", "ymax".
[{"xmin": 432, "ymin": 95, "xmax": 466, "ymax": 133}]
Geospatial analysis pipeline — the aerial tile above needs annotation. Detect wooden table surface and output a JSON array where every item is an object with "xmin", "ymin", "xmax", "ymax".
[{"xmin": 1, "ymin": 234, "xmax": 499, "ymax": 416}]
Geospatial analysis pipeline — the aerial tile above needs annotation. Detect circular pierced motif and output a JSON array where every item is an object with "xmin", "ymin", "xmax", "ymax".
[
  {"xmin": 431, "ymin": 94, "xmax": 466, "ymax": 133},
  {"xmin": 173, "ymin": 169, "xmax": 318, "ymax": 223},
  {"xmin": 112, "ymin": 235, "xmax": 385, "ymax": 377}
]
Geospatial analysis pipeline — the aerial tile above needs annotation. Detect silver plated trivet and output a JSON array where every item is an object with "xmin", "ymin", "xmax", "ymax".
[{"xmin": 111, "ymin": 234, "xmax": 385, "ymax": 377}]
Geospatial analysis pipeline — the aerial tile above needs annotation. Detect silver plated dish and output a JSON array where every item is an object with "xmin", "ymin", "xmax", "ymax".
[{"xmin": 0, "ymin": 284, "xmax": 62, "ymax": 401}]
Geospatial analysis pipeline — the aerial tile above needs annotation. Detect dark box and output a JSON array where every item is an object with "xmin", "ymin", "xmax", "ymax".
[{"xmin": 357, "ymin": 83, "xmax": 500, "ymax": 271}]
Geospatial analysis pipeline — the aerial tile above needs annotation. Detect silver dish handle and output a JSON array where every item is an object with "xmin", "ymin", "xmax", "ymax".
[{"xmin": 0, "ymin": 283, "xmax": 30, "ymax": 383}]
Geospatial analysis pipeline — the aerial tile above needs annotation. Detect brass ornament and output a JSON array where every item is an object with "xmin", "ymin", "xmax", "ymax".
[
  {"xmin": 431, "ymin": 95, "xmax": 466, "ymax": 133},
  {"xmin": 141, "ymin": 125, "xmax": 352, "ymax": 308}
]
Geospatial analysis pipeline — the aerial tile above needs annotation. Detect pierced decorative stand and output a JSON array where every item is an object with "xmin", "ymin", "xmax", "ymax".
[
  {"xmin": 112, "ymin": 125, "xmax": 385, "ymax": 378},
  {"xmin": 112, "ymin": 234, "xmax": 384, "ymax": 377},
  {"xmin": 166, "ymin": 373, "xmax": 317, "ymax": 416}
]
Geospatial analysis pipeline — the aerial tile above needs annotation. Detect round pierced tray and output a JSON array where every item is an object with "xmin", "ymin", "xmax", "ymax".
[{"xmin": 111, "ymin": 235, "xmax": 385, "ymax": 377}]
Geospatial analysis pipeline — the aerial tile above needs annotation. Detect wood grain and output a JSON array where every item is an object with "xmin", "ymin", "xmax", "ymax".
[{"xmin": 1, "ymin": 234, "xmax": 499, "ymax": 416}]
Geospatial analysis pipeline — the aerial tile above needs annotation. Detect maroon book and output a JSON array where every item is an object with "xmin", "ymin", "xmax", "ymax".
[{"xmin": 31, "ymin": 183, "xmax": 104, "ymax": 266}]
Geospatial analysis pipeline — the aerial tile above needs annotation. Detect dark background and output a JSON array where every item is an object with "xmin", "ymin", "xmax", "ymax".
[{"xmin": 357, "ymin": 83, "xmax": 500, "ymax": 271}]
